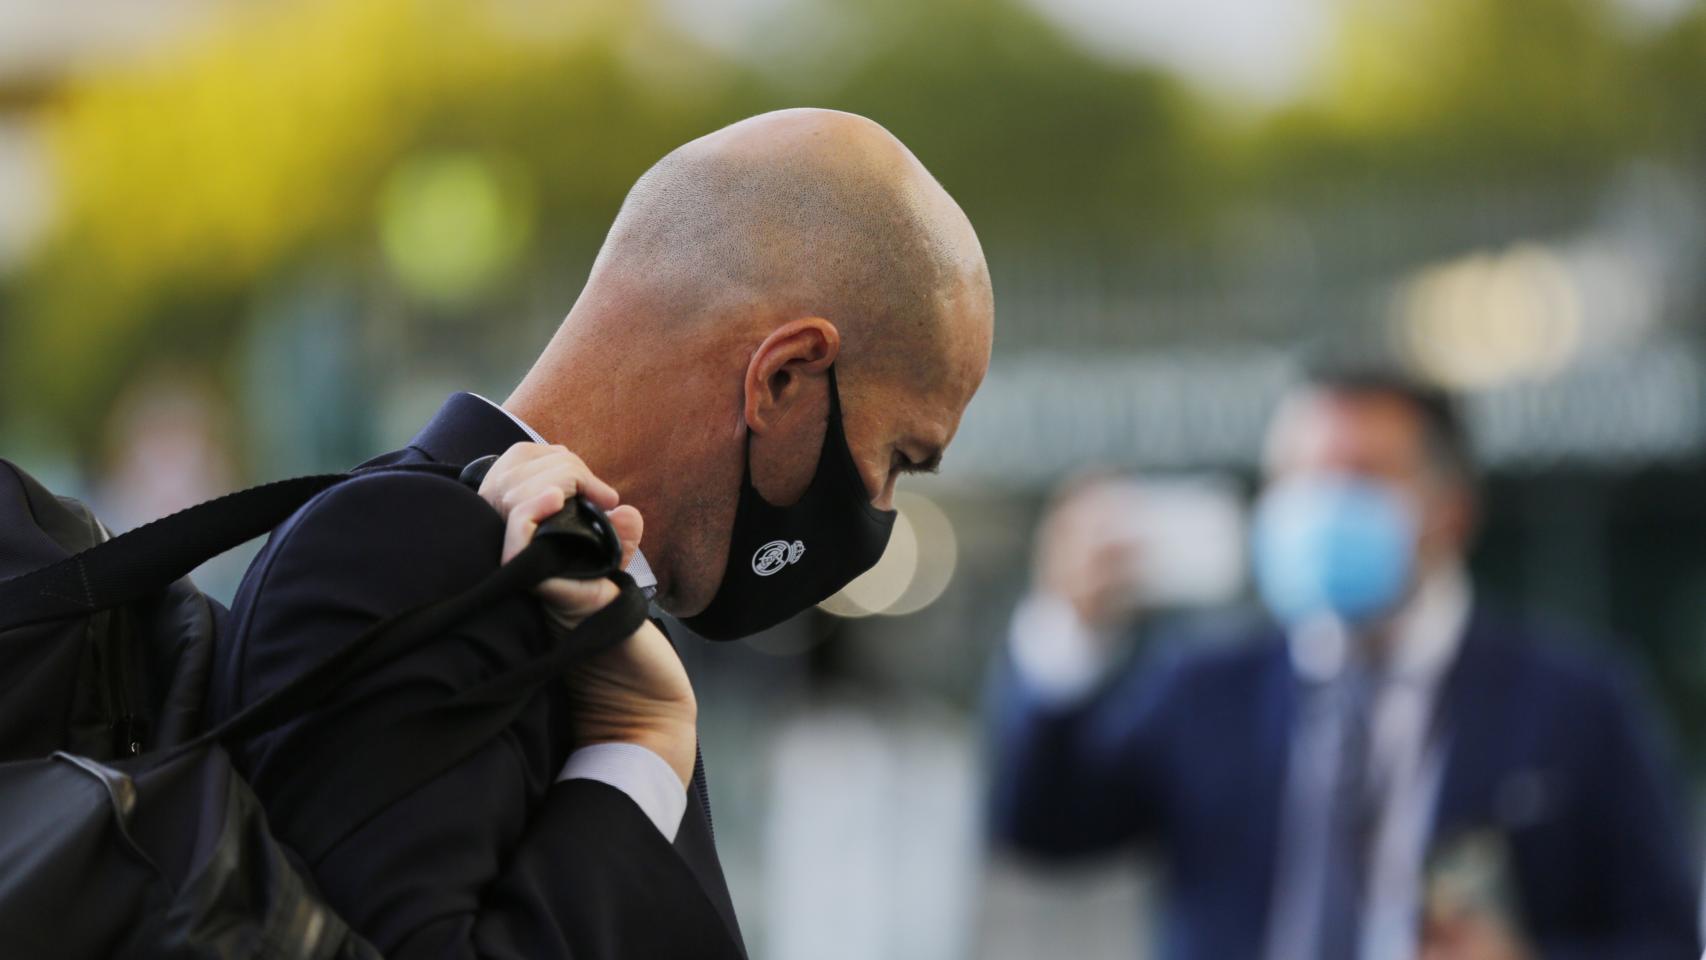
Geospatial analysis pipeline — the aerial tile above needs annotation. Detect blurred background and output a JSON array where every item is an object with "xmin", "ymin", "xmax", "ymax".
[{"xmin": 3, "ymin": 0, "xmax": 1705, "ymax": 956}]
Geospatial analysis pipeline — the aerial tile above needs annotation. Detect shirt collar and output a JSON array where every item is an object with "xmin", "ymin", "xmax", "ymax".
[
  {"xmin": 1287, "ymin": 564, "xmax": 1471, "ymax": 685},
  {"xmin": 406, "ymin": 392, "xmax": 534, "ymax": 465},
  {"xmin": 469, "ymin": 394, "xmax": 659, "ymax": 598},
  {"xmin": 1383, "ymin": 563, "xmax": 1471, "ymax": 681},
  {"xmin": 470, "ymin": 392, "xmax": 546, "ymax": 444}
]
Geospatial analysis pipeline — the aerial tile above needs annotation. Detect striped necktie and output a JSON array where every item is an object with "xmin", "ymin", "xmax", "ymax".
[
  {"xmin": 1263, "ymin": 664, "xmax": 1383, "ymax": 960},
  {"xmin": 1315, "ymin": 667, "xmax": 1379, "ymax": 960}
]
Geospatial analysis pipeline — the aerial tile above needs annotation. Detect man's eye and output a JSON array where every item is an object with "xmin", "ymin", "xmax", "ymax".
[{"xmin": 892, "ymin": 452, "xmax": 937, "ymax": 476}]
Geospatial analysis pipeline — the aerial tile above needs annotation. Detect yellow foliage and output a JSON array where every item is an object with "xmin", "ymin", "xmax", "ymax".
[
  {"xmin": 42, "ymin": 0, "xmax": 585, "ymax": 291},
  {"xmin": 10, "ymin": 0, "xmax": 628, "ymax": 432},
  {"xmin": 1311, "ymin": 0, "xmax": 1636, "ymax": 154}
]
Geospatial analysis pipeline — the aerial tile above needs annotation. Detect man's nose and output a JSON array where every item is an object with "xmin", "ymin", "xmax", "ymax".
[{"xmin": 874, "ymin": 477, "xmax": 897, "ymax": 512}]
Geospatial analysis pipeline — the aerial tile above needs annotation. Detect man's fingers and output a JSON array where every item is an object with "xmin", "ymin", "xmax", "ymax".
[
  {"xmin": 504, "ymin": 491, "xmax": 641, "ymax": 572},
  {"xmin": 518, "ymin": 447, "xmax": 617, "ymax": 507},
  {"xmin": 607, "ymin": 504, "xmax": 643, "ymax": 569},
  {"xmin": 502, "ymin": 488, "xmax": 566, "ymax": 564},
  {"xmin": 488, "ymin": 446, "xmax": 579, "ymax": 491},
  {"xmin": 481, "ymin": 442, "xmax": 559, "ymax": 495},
  {"xmin": 486, "ymin": 441, "xmax": 548, "ymax": 476},
  {"xmin": 501, "ymin": 470, "xmax": 624, "ymax": 521},
  {"xmin": 481, "ymin": 448, "xmax": 557, "ymax": 513},
  {"xmin": 486, "ymin": 445, "xmax": 632, "ymax": 624},
  {"xmin": 495, "ymin": 475, "xmax": 577, "ymax": 516},
  {"xmin": 488, "ymin": 452, "xmax": 620, "ymax": 514},
  {"xmin": 536, "ymin": 575, "xmax": 619, "ymax": 617}
]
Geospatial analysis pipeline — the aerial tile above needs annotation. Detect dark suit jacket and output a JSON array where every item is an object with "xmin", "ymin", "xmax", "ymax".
[
  {"xmin": 990, "ymin": 608, "xmax": 1700, "ymax": 960},
  {"xmin": 209, "ymin": 393, "xmax": 746, "ymax": 959}
]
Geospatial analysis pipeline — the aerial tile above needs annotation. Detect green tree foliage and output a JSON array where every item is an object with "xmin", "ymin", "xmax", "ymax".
[
  {"xmin": 4, "ymin": 0, "xmax": 1703, "ymax": 445},
  {"xmin": 1258, "ymin": 0, "xmax": 1706, "ymax": 191},
  {"xmin": 807, "ymin": 0, "xmax": 1210, "ymax": 242},
  {"xmin": 1, "ymin": 0, "xmax": 1210, "ymax": 442}
]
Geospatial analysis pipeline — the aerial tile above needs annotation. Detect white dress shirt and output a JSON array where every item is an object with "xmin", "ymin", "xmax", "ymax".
[
  {"xmin": 1345, "ymin": 567, "xmax": 1468, "ymax": 960},
  {"xmin": 473, "ymin": 394, "xmax": 686, "ymax": 842},
  {"xmin": 1010, "ymin": 566, "xmax": 1472, "ymax": 959}
]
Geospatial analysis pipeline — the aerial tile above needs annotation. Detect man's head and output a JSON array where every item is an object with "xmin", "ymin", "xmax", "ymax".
[
  {"xmin": 509, "ymin": 109, "xmax": 993, "ymax": 617},
  {"xmin": 1255, "ymin": 367, "xmax": 1477, "ymax": 628}
]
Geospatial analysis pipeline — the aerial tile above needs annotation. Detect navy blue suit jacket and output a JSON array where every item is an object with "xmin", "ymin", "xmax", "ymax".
[
  {"xmin": 209, "ymin": 393, "xmax": 746, "ymax": 959},
  {"xmin": 990, "ymin": 608, "xmax": 1700, "ymax": 960}
]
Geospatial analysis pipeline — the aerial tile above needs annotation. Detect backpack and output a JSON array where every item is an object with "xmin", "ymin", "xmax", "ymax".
[{"xmin": 0, "ymin": 458, "xmax": 645, "ymax": 958}]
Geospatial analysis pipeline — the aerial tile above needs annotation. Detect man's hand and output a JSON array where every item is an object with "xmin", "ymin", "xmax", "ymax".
[
  {"xmin": 1034, "ymin": 476, "xmax": 1149, "ymax": 630},
  {"xmin": 1418, "ymin": 903, "xmax": 1534, "ymax": 960},
  {"xmin": 479, "ymin": 442, "xmax": 697, "ymax": 788}
]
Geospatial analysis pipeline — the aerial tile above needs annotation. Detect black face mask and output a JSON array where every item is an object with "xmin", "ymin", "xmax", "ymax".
[{"xmin": 683, "ymin": 366, "xmax": 898, "ymax": 641}]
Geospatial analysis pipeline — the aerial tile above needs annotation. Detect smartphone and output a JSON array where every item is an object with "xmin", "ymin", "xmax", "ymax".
[{"xmin": 1095, "ymin": 475, "xmax": 1246, "ymax": 609}]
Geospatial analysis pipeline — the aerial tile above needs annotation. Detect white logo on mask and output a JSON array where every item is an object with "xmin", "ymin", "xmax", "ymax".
[{"xmin": 752, "ymin": 539, "xmax": 806, "ymax": 576}]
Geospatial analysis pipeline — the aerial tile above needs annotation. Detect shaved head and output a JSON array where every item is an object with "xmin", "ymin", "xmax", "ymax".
[
  {"xmin": 508, "ymin": 109, "xmax": 992, "ymax": 614},
  {"xmin": 587, "ymin": 108, "xmax": 989, "ymax": 385}
]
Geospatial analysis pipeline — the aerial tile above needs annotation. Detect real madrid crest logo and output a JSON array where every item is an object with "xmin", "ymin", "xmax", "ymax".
[{"xmin": 752, "ymin": 539, "xmax": 806, "ymax": 576}]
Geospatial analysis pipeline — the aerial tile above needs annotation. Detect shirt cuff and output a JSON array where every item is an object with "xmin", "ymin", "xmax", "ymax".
[
  {"xmin": 1009, "ymin": 592, "xmax": 1117, "ymax": 706},
  {"xmin": 558, "ymin": 743, "xmax": 688, "ymax": 842}
]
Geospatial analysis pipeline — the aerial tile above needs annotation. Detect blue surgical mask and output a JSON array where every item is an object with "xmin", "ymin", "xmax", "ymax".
[{"xmin": 1251, "ymin": 475, "xmax": 1418, "ymax": 627}]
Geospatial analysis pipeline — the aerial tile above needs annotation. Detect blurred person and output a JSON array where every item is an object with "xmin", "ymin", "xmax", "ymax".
[
  {"xmin": 208, "ymin": 108, "xmax": 992, "ymax": 958},
  {"xmin": 96, "ymin": 374, "xmax": 235, "ymax": 533},
  {"xmin": 96, "ymin": 373, "xmax": 249, "ymax": 599},
  {"xmin": 989, "ymin": 369, "xmax": 1699, "ymax": 960}
]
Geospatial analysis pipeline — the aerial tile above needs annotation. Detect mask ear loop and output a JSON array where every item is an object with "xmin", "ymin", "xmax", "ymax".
[
  {"xmin": 825, "ymin": 363, "xmax": 845, "ymax": 420},
  {"xmin": 819, "ymin": 363, "xmax": 869, "ymax": 493},
  {"xmin": 821, "ymin": 365, "xmax": 894, "ymax": 518},
  {"xmin": 740, "ymin": 363, "xmax": 846, "ymax": 506}
]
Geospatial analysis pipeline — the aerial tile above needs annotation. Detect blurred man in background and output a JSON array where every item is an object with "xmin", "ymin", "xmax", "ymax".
[{"xmin": 989, "ymin": 369, "xmax": 1700, "ymax": 960}]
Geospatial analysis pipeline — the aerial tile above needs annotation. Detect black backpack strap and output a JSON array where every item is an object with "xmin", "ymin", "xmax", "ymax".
[
  {"xmin": 203, "ymin": 522, "xmax": 613, "ymax": 750},
  {"xmin": 1, "ymin": 457, "xmax": 644, "ymax": 859},
  {"xmin": 0, "ymin": 462, "xmax": 466, "ymax": 632},
  {"xmin": 0, "ymin": 474, "xmax": 350, "ymax": 630}
]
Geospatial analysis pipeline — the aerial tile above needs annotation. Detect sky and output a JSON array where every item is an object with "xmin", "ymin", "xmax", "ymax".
[
  {"xmin": 657, "ymin": 0, "xmax": 1700, "ymax": 109},
  {"xmin": 1019, "ymin": 0, "xmax": 1333, "ymax": 104}
]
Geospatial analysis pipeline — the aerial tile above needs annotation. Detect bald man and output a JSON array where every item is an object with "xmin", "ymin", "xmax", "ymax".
[{"xmin": 208, "ymin": 109, "xmax": 992, "ymax": 958}]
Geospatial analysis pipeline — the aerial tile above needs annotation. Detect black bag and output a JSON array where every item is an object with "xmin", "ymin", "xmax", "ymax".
[{"xmin": 0, "ymin": 459, "xmax": 647, "ymax": 958}]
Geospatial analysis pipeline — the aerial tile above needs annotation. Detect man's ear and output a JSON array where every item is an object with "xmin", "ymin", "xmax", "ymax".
[
  {"xmin": 1424, "ymin": 482, "xmax": 1478, "ymax": 564},
  {"xmin": 1448, "ymin": 485, "xmax": 1480, "ymax": 548},
  {"xmin": 743, "ymin": 318, "xmax": 841, "ymax": 433}
]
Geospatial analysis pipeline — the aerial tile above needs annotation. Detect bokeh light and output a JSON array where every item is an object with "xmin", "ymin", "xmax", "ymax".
[
  {"xmin": 1394, "ymin": 243, "xmax": 1583, "ymax": 389},
  {"xmin": 820, "ymin": 491, "xmax": 959, "ymax": 619},
  {"xmin": 379, "ymin": 152, "xmax": 533, "ymax": 306}
]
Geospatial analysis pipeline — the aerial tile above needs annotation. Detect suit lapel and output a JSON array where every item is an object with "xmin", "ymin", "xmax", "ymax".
[
  {"xmin": 674, "ymin": 763, "xmax": 747, "ymax": 956},
  {"xmin": 651, "ymin": 617, "xmax": 748, "ymax": 956},
  {"xmin": 1427, "ymin": 610, "xmax": 1511, "ymax": 842},
  {"xmin": 1255, "ymin": 636, "xmax": 1296, "ymax": 827},
  {"xmin": 1248, "ymin": 635, "xmax": 1297, "ymax": 934}
]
